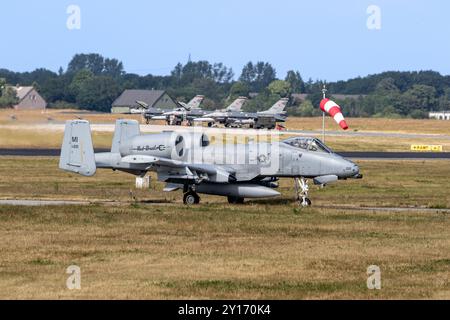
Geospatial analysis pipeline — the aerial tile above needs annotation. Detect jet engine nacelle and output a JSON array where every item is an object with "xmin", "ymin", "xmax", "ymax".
[{"xmin": 121, "ymin": 131, "xmax": 186, "ymax": 160}]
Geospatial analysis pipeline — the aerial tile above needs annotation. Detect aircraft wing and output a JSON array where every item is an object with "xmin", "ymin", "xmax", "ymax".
[{"xmin": 121, "ymin": 155, "xmax": 236, "ymax": 183}]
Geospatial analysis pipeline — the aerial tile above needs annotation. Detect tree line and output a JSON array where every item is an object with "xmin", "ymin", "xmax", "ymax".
[{"xmin": 1, "ymin": 53, "xmax": 450, "ymax": 118}]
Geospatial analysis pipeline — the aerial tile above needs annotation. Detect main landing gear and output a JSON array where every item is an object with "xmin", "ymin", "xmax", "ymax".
[
  {"xmin": 183, "ymin": 186, "xmax": 200, "ymax": 205},
  {"xmin": 294, "ymin": 177, "xmax": 312, "ymax": 207}
]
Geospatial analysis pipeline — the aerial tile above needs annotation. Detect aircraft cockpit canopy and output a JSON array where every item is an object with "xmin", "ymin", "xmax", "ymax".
[{"xmin": 283, "ymin": 137, "xmax": 333, "ymax": 154}]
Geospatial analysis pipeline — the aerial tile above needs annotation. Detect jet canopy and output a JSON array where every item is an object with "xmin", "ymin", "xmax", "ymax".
[{"xmin": 283, "ymin": 137, "xmax": 334, "ymax": 154}]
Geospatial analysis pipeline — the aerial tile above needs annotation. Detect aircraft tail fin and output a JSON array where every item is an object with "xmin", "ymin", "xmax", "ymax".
[
  {"xmin": 186, "ymin": 95, "xmax": 204, "ymax": 110},
  {"xmin": 111, "ymin": 119, "xmax": 140, "ymax": 153},
  {"xmin": 59, "ymin": 120, "xmax": 96, "ymax": 176},
  {"xmin": 261, "ymin": 98, "xmax": 289, "ymax": 114},
  {"xmin": 225, "ymin": 96, "xmax": 247, "ymax": 112}
]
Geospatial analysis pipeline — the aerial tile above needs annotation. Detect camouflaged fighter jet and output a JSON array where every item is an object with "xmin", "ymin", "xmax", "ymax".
[
  {"xmin": 149, "ymin": 95, "xmax": 205, "ymax": 125},
  {"xmin": 148, "ymin": 96, "xmax": 246, "ymax": 126},
  {"xmin": 59, "ymin": 119, "xmax": 362, "ymax": 206},
  {"xmin": 195, "ymin": 98, "xmax": 288, "ymax": 129}
]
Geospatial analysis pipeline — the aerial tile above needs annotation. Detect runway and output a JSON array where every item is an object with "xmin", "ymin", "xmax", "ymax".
[{"xmin": 1, "ymin": 148, "xmax": 450, "ymax": 159}]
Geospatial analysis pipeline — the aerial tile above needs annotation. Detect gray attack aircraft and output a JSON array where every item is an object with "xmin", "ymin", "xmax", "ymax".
[
  {"xmin": 194, "ymin": 98, "xmax": 289, "ymax": 129},
  {"xmin": 59, "ymin": 119, "xmax": 362, "ymax": 206}
]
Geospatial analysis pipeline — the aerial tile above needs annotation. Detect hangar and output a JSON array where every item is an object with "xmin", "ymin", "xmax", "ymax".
[{"xmin": 111, "ymin": 89, "xmax": 177, "ymax": 114}]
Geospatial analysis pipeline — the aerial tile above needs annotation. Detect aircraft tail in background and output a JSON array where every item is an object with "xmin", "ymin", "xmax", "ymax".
[
  {"xmin": 260, "ymin": 98, "xmax": 289, "ymax": 115},
  {"xmin": 225, "ymin": 97, "xmax": 248, "ymax": 112},
  {"xmin": 185, "ymin": 95, "xmax": 204, "ymax": 110}
]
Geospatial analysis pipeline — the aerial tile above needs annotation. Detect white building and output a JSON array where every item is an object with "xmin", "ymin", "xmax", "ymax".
[{"xmin": 429, "ymin": 111, "xmax": 450, "ymax": 120}]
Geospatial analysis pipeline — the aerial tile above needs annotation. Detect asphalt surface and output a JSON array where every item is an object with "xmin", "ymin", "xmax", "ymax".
[{"xmin": 1, "ymin": 148, "xmax": 450, "ymax": 159}]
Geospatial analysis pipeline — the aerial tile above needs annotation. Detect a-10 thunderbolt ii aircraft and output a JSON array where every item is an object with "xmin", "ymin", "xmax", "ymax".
[
  {"xmin": 195, "ymin": 98, "xmax": 289, "ymax": 129},
  {"xmin": 59, "ymin": 119, "xmax": 362, "ymax": 206}
]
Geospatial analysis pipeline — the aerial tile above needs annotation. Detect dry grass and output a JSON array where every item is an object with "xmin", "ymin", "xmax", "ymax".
[
  {"xmin": 0, "ymin": 157, "xmax": 450, "ymax": 299},
  {"xmin": 0, "ymin": 108, "xmax": 143, "ymax": 125},
  {"xmin": 1, "ymin": 109, "xmax": 450, "ymax": 151},
  {"xmin": 0, "ymin": 128, "xmax": 114, "ymax": 149},
  {"xmin": 322, "ymin": 136, "xmax": 450, "ymax": 152},
  {"xmin": 0, "ymin": 203, "xmax": 449, "ymax": 299},
  {"xmin": 285, "ymin": 117, "xmax": 450, "ymax": 135},
  {"xmin": 1, "ymin": 109, "xmax": 450, "ymax": 136},
  {"xmin": 1, "ymin": 125, "xmax": 450, "ymax": 152}
]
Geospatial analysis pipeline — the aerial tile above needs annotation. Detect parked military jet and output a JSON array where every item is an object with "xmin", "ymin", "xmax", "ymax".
[
  {"xmin": 149, "ymin": 95, "xmax": 205, "ymax": 125},
  {"xmin": 59, "ymin": 119, "xmax": 362, "ymax": 206},
  {"xmin": 195, "ymin": 98, "xmax": 289, "ymax": 129},
  {"xmin": 140, "ymin": 95, "xmax": 205, "ymax": 122},
  {"xmin": 149, "ymin": 96, "xmax": 247, "ymax": 126}
]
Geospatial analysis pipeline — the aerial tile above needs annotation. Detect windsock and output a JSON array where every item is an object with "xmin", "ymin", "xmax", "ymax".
[{"xmin": 320, "ymin": 98, "xmax": 348, "ymax": 130}]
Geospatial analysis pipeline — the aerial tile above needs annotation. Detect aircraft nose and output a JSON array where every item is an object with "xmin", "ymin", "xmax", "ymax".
[
  {"xmin": 340, "ymin": 159, "xmax": 360, "ymax": 178},
  {"xmin": 347, "ymin": 161, "xmax": 363, "ymax": 179}
]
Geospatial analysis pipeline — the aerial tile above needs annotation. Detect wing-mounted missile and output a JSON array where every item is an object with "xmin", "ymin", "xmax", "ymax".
[{"xmin": 320, "ymin": 98, "xmax": 348, "ymax": 130}]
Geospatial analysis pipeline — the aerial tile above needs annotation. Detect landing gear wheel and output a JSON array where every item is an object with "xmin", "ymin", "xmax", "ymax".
[
  {"xmin": 183, "ymin": 191, "xmax": 200, "ymax": 205},
  {"xmin": 294, "ymin": 177, "xmax": 311, "ymax": 207},
  {"xmin": 227, "ymin": 196, "xmax": 244, "ymax": 204},
  {"xmin": 300, "ymin": 197, "xmax": 312, "ymax": 207}
]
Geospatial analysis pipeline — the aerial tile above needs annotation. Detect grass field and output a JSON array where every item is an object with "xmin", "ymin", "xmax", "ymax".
[
  {"xmin": 0, "ymin": 157, "xmax": 449, "ymax": 299},
  {"xmin": 1, "ymin": 124, "xmax": 450, "ymax": 152},
  {"xmin": 2, "ymin": 127, "xmax": 450, "ymax": 152},
  {"xmin": 1, "ymin": 109, "xmax": 450, "ymax": 136},
  {"xmin": 285, "ymin": 116, "xmax": 450, "ymax": 135}
]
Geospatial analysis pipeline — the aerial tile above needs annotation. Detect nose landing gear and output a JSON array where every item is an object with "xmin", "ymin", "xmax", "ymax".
[{"xmin": 294, "ymin": 177, "xmax": 311, "ymax": 207}]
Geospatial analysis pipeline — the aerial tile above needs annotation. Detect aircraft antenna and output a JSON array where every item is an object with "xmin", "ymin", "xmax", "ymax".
[{"xmin": 322, "ymin": 84, "xmax": 327, "ymax": 142}]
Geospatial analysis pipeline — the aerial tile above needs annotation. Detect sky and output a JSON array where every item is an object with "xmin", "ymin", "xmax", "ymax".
[{"xmin": 0, "ymin": 0, "xmax": 448, "ymax": 81}]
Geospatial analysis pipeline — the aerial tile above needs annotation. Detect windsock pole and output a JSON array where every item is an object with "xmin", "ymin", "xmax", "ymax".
[{"xmin": 322, "ymin": 85, "xmax": 327, "ymax": 142}]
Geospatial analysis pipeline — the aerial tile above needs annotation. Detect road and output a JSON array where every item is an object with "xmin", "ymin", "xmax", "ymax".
[{"xmin": 1, "ymin": 148, "xmax": 450, "ymax": 159}]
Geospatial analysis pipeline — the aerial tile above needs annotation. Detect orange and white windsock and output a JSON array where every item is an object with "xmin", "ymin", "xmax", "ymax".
[{"xmin": 320, "ymin": 98, "xmax": 349, "ymax": 130}]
